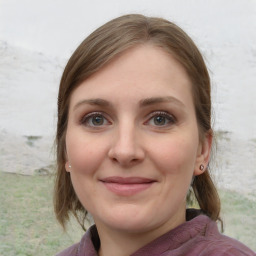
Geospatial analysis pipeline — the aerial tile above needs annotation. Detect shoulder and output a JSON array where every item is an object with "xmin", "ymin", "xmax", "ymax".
[
  {"xmin": 205, "ymin": 241, "xmax": 256, "ymax": 256},
  {"xmin": 168, "ymin": 212, "xmax": 255, "ymax": 256},
  {"xmin": 211, "ymin": 236, "xmax": 255, "ymax": 256},
  {"xmin": 197, "ymin": 220, "xmax": 256, "ymax": 256},
  {"xmin": 55, "ymin": 242, "xmax": 79, "ymax": 256},
  {"xmin": 174, "ymin": 225, "xmax": 256, "ymax": 256},
  {"xmin": 55, "ymin": 225, "xmax": 99, "ymax": 256}
]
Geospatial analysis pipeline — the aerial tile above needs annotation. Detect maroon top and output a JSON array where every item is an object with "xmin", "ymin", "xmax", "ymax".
[{"xmin": 56, "ymin": 209, "xmax": 255, "ymax": 256}]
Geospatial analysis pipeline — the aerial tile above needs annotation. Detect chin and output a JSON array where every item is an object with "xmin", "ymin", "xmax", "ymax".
[
  {"xmin": 95, "ymin": 209, "xmax": 158, "ymax": 234},
  {"xmin": 109, "ymin": 219, "xmax": 153, "ymax": 233}
]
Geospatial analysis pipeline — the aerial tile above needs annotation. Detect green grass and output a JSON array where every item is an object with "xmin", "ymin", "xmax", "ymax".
[
  {"xmin": 0, "ymin": 171, "xmax": 255, "ymax": 255},
  {"xmin": 0, "ymin": 171, "xmax": 83, "ymax": 256},
  {"xmin": 219, "ymin": 190, "xmax": 256, "ymax": 251}
]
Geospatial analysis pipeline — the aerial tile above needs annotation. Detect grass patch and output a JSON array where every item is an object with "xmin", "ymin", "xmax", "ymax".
[
  {"xmin": 0, "ymin": 171, "xmax": 83, "ymax": 256},
  {"xmin": 0, "ymin": 171, "xmax": 255, "ymax": 255},
  {"xmin": 219, "ymin": 190, "xmax": 256, "ymax": 251}
]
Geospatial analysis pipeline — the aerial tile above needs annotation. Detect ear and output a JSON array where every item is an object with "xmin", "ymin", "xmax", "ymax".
[
  {"xmin": 65, "ymin": 161, "xmax": 71, "ymax": 172},
  {"xmin": 64, "ymin": 145, "xmax": 71, "ymax": 172},
  {"xmin": 194, "ymin": 131, "xmax": 213, "ymax": 176}
]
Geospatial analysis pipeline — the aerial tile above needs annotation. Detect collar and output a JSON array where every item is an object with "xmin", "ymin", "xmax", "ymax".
[{"xmin": 78, "ymin": 209, "xmax": 214, "ymax": 256}]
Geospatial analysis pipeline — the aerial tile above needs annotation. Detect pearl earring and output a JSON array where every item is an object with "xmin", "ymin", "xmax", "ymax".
[
  {"xmin": 199, "ymin": 164, "xmax": 204, "ymax": 171},
  {"xmin": 68, "ymin": 164, "xmax": 71, "ymax": 169}
]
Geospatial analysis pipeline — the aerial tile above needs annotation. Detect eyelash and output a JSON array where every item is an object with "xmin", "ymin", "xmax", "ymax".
[
  {"xmin": 145, "ymin": 111, "xmax": 176, "ymax": 128},
  {"xmin": 80, "ymin": 112, "xmax": 111, "ymax": 127},
  {"xmin": 80, "ymin": 111, "xmax": 176, "ymax": 128}
]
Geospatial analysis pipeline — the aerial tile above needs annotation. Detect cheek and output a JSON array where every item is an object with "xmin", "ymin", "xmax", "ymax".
[
  {"xmin": 65, "ymin": 131, "xmax": 107, "ymax": 174},
  {"xmin": 150, "ymin": 134, "xmax": 198, "ymax": 176}
]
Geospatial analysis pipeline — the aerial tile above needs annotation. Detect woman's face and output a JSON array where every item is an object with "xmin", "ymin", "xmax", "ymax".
[{"xmin": 65, "ymin": 45, "xmax": 210, "ymax": 235}]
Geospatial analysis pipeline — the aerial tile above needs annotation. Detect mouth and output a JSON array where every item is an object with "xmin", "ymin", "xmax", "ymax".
[{"xmin": 99, "ymin": 176, "xmax": 156, "ymax": 196}]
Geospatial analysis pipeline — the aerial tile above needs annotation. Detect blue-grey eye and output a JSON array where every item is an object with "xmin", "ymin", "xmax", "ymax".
[
  {"xmin": 92, "ymin": 115, "xmax": 104, "ymax": 126},
  {"xmin": 147, "ymin": 111, "xmax": 176, "ymax": 127},
  {"xmin": 81, "ymin": 112, "xmax": 109, "ymax": 127},
  {"xmin": 154, "ymin": 116, "xmax": 166, "ymax": 126}
]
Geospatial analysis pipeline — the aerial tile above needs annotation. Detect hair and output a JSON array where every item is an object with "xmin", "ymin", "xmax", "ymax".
[{"xmin": 54, "ymin": 14, "xmax": 221, "ymax": 230}]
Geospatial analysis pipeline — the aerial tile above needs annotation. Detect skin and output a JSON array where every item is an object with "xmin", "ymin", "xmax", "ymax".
[{"xmin": 65, "ymin": 44, "xmax": 212, "ymax": 256}]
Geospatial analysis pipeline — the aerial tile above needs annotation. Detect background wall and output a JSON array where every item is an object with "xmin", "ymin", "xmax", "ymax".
[
  {"xmin": 0, "ymin": 0, "xmax": 256, "ymax": 138},
  {"xmin": 0, "ymin": 0, "xmax": 255, "ymax": 186}
]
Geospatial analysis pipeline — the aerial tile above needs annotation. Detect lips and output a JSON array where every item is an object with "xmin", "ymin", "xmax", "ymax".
[{"xmin": 100, "ymin": 176, "xmax": 156, "ymax": 196}]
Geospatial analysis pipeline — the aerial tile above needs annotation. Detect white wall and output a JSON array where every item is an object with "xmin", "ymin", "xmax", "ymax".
[{"xmin": 0, "ymin": 0, "xmax": 256, "ymax": 139}]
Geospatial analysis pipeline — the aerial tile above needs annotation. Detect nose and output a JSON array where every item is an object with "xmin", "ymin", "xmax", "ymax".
[{"xmin": 108, "ymin": 123, "xmax": 145, "ymax": 166}]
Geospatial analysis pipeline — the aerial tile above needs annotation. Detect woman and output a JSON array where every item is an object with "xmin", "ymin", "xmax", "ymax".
[{"xmin": 54, "ymin": 14, "xmax": 255, "ymax": 256}]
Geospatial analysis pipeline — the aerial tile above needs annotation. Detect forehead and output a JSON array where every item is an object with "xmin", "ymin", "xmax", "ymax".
[{"xmin": 69, "ymin": 44, "xmax": 194, "ymax": 109}]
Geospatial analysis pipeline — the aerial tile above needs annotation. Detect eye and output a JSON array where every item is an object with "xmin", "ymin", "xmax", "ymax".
[
  {"xmin": 146, "ymin": 111, "xmax": 176, "ymax": 127},
  {"xmin": 81, "ymin": 112, "xmax": 111, "ymax": 127}
]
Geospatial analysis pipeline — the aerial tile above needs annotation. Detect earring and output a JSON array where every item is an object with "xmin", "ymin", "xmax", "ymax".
[
  {"xmin": 68, "ymin": 164, "xmax": 71, "ymax": 169},
  {"xmin": 199, "ymin": 164, "xmax": 204, "ymax": 171}
]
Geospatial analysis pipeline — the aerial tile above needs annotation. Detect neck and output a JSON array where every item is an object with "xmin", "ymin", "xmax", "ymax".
[
  {"xmin": 98, "ymin": 231, "xmax": 149, "ymax": 256},
  {"xmin": 96, "ymin": 212, "xmax": 186, "ymax": 256}
]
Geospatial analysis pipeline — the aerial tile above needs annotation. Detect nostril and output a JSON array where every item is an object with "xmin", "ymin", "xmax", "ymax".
[
  {"xmin": 112, "ymin": 157, "xmax": 118, "ymax": 163},
  {"xmin": 108, "ymin": 138, "xmax": 145, "ymax": 165},
  {"xmin": 110, "ymin": 157, "xmax": 142, "ymax": 167}
]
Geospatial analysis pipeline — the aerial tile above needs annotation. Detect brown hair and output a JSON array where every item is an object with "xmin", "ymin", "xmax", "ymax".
[{"xmin": 54, "ymin": 14, "xmax": 221, "ymax": 230}]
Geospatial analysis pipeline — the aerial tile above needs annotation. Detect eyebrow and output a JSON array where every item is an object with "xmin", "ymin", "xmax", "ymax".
[
  {"xmin": 73, "ymin": 96, "xmax": 185, "ymax": 111},
  {"xmin": 139, "ymin": 96, "xmax": 185, "ymax": 108},
  {"xmin": 73, "ymin": 98, "xmax": 111, "ymax": 111}
]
